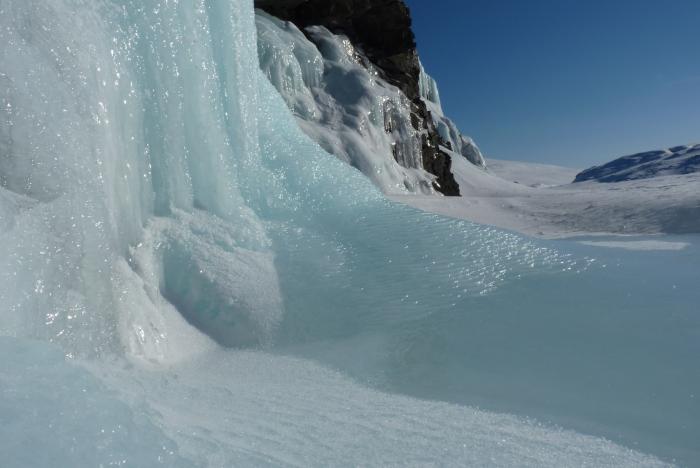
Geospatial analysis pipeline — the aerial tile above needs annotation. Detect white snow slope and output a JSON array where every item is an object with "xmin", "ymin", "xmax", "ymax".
[
  {"xmin": 393, "ymin": 153, "xmax": 700, "ymax": 238},
  {"xmin": 487, "ymin": 158, "xmax": 580, "ymax": 187}
]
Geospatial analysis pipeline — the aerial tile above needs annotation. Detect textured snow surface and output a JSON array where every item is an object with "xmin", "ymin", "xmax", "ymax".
[
  {"xmin": 575, "ymin": 144, "xmax": 700, "ymax": 183},
  {"xmin": 395, "ymin": 155, "xmax": 700, "ymax": 238},
  {"xmin": 578, "ymin": 240, "xmax": 690, "ymax": 251},
  {"xmin": 487, "ymin": 158, "xmax": 580, "ymax": 187},
  {"xmin": 0, "ymin": 0, "xmax": 697, "ymax": 466},
  {"xmin": 1, "ymin": 337, "xmax": 672, "ymax": 468},
  {"xmin": 0, "ymin": 338, "xmax": 192, "ymax": 468}
]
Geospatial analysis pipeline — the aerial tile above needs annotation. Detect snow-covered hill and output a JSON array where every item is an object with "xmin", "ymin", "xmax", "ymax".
[
  {"xmin": 393, "ymin": 156, "xmax": 700, "ymax": 238},
  {"xmin": 487, "ymin": 158, "xmax": 579, "ymax": 187},
  {"xmin": 575, "ymin": 144, "xmax": 700, "ymax": 183}
]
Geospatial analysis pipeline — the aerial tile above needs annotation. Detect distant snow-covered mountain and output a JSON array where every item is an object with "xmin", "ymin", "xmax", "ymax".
[{"xmin": 575, "ymin": 144, "xmax": 700, "ymax": 183}]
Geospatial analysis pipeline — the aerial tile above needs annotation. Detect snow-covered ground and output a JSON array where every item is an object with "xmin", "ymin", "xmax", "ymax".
[
  {"xmin": 487, "ymin": 158, "xmax": 580, "ymax": 187},
  {"xmin": 391, "ymin": 155, "xmax": 700, "ymax": 238}
]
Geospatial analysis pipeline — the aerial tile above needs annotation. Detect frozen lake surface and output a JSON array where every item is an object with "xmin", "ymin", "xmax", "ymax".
[{"xmin": 282, "ymin": 233, "xmax": 700, "ymax": 466}]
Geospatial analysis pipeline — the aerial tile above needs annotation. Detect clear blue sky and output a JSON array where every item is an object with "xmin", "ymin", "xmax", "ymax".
[{"xmin": 404, "ymin": 0, "xmax": 700, "ymax": 167}]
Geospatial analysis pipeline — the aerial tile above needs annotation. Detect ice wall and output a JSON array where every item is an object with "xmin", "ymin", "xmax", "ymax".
[
  {"xmin": 255, "ymin": 11, "xmax": 486, "ymax": 194},
  {"xmin": 0, "ymin": 0, "xmax": 280, "ymax": 358},
  {"xmin": 256, "ymin": 11, "xmax": 434, "ymax": 194}
]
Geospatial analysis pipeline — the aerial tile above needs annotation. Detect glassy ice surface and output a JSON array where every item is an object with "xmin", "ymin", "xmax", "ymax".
[
  {"xmin": 0, "ymin": 0, "xmax": 697, "ymax": 466},
  {"xmin": 325, "ymin": 235, "xmax": 699, "ymax": 466}
]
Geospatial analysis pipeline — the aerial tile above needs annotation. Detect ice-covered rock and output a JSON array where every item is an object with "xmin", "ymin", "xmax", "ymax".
[
  {"xmin": 256, "ymin": 11, "xmax": 435, "ymax": 194},
  {"xmin": 255, "ymin": 0, "xmax": 420, "ymax": 99},
  {"xmin": 255, "ymin": 0, "xmax": 486, "ymax": 195},
  {"xmin": 574, "ymin": 143, "xmax": 700, "ymax": 183},
  {"xmin": 419, "ymin": 63, "xmax": 487, "ymax": 168}
]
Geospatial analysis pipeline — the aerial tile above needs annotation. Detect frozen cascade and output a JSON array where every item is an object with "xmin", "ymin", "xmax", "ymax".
[
  {"xmin": 0, "ymin": 0, "xmax": 280, "ymax": 358},
  {"xmin": 418, "ymin": 60, "xmax": 442, "ymax": 108},
  {"xmin": 256, "ymin": 10, "xmax": 436, "ymax": 194},
  {"xmin": 419, "ymin": 62, "xmax": 487, "ymax": 168},
  {"xmin": 0, "ymin": 0, "xmax": 697, "ymax": 466}
]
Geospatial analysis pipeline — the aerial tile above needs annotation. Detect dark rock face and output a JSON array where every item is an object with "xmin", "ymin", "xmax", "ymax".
[
  {"xmin": 574, "ymin": 144, "xmax": 700, "ymax": 183},
  {"xmin": 256, "ymin": 0, "xmax": 417, "ymax": 97},
  {"xmin": 255, "ymin": 0, "xmax": 460, "ymax": 195}
]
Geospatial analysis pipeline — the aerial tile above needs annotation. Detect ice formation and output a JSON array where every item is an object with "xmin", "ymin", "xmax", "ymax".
[
  {"xmin": 256, "ymin": 11, "xmax": 434, "ymax": 194},
  {"xmin": 0, "ymin": 0, "xmax": 696, "ymax": 466},
  {"xmin": 256, "ymin": 10, "xmax": 485, "ymax": 194},
  {"xmin": 419, "ymin": 62, "xmax": 487, "ymax": 168}
]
